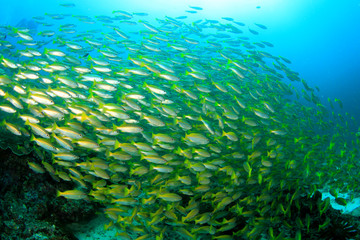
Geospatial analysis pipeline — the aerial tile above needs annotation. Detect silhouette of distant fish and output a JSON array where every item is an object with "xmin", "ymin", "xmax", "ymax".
[
  {"xmin": 189, "ymin": 6, "xmax": 203, "ymax": 10},
  {"xmin": 254, "ymin": 23, "xmax": 267, "ymax": 30},
  {"xmin": 60, "ymin": 3, "xmax": 76, "ymax": 7}
]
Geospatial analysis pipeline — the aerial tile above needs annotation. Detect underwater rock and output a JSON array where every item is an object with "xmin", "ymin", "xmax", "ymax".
[
  {"xmin": 0, "ymin": 149, "xmax": 100, "ymax": 240},
  {"xmin": 349, "ymin": 206, "xmax": 360, "ymax": 217}
]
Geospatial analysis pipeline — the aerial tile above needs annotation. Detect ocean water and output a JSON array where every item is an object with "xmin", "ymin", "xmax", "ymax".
[
  {"xmin": 1, "ymin": 0, "xmax": 360, "ymax": 239},
  {"xmin": 2, "ymin": 0, "xmax": 360, "ymax": 119}
]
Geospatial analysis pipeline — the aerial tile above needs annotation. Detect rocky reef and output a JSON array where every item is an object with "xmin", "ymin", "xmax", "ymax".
[{"xmin": 0, "ymin": 148, "xmax": 101, "ymax": 240}]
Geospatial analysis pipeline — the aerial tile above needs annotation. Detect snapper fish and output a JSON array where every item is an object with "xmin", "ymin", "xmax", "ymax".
[
  {"xmin": 0, "ymin": 8, "xmax": 354, "ymax": 240},
  {"xmin": 57, "ymin": 189, "xmax": 89, "ymax": 200},
  {"xmin": 189, "ymin": 6, "xmax": 203, "ymax": 10}
]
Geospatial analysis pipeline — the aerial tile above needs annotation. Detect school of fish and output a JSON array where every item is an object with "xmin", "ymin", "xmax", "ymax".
[{"xmin": 0, "ymin": 4, "xmax": 359, "ymax": 240}]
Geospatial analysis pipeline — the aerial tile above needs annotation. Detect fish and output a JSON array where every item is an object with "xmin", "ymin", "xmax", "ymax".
[
  {"xmin": 176, "ymin": 16, "xmax": 187, "ymax": 19},
  {"xmin": 59, "ymin": 3, "xmax": 76, "ymax": 8},
  {"xmin": 248, "ymin": 28, "xmax": 259, "ymax": 35},
  {"xmin": 182, "ymin": 208, "xmax": 199, "ymax": 222},
  {"xmin": 222, "ymin": 17, "xmax": 234, "ymax": 21},
  {"xmin": 254, "ymin": 23, "xmax": 267, "ymax": 29},
  {"xmin": 184, "ymin": 133, "xmax": 209, "ymax": 145},
  {"xmin": 158, "ymin": 192, "xmax": 182, "ymax": 202},
  {"xmin": 0, "ymin": 104, "xmax": 17, "ymax": 114},
  {"xmin": 30, "ymin": 135, "xmax": 57, "ymax": 152},
  {"xmin": 28, "ymin": 161, "xmax": 46, "ymax": 173},
  {"xmin": 53, "ymin": 123, "xmax": 83, "ymax": 139},
  {"xmin": 30, "ymin": 93, "xmax": 54, "ymax": 105},
  {"xmin": 141, "ymin": 114, "xmax": 165, "ymax": 127},
  {"xmin": 0, "ymin": 8, "xmax": 354, "ymax": 240},
  {"xmin": 114, "ymin": 124, "xmax": 143, "ymax": 133},
  {"xmin": 1, "ymin": 120, "xmax": 22, "ymax": 136},
  {"xmin": 53, "ymin": 152, "xmax": 79, "ymax": 161},
  {"xmin": 74, "ymin": 138, "xmax": 100, "ymax": 149},
  {"xmin": 133, "ymin": 12, "xmax": 148, "ymax": 17},
  {"xmin": 189, "ymin": 6, "xmax": 203, "ymax": 10},
  {"xmin": 57, "ymin": 189, "xmax": 88, "ymax": 200}
]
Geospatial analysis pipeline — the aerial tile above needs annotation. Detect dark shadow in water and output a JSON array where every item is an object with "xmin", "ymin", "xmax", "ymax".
[{"xmin": 15, "ymin": 18, "xmax": 39, "ymax": 31}]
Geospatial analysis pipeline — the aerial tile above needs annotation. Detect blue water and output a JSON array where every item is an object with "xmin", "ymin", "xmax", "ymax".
[{"xmin": 1, "ymin": 0, "xmax": 360, "ymax": 122}]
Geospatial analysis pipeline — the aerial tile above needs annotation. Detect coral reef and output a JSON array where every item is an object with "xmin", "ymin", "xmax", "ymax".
[{"xmin": 0, "ymin": 149, "xmax": 101, "ymax": 240}]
